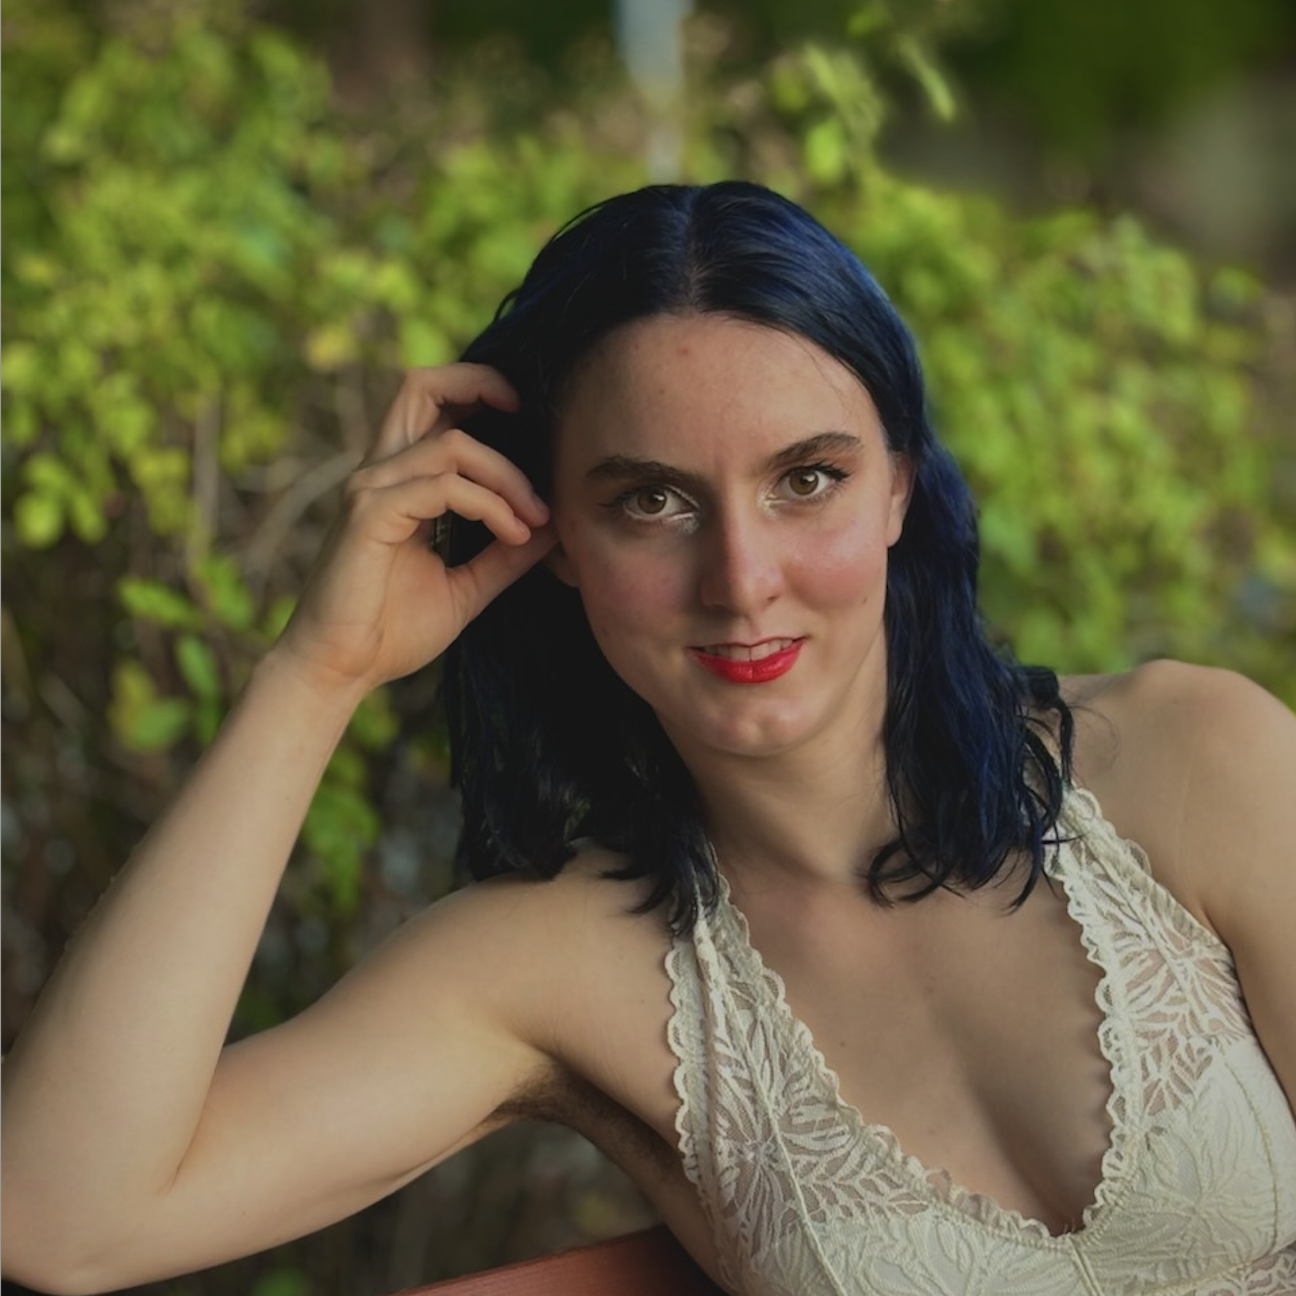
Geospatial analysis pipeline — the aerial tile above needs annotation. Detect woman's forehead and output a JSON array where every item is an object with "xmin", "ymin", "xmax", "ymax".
[{"xmin": 557, "ymin": 313, "xmax": 880, "ymax": 459}]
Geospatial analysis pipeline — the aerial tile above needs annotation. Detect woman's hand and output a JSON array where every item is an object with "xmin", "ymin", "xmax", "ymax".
[{"xmin": 275, "ymin": 365, "xmax": 556, "ymax": 697}]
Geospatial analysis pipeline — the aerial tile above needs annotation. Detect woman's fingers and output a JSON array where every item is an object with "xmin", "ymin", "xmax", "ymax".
[
  {"xmin": 283, "ymin": 470, "xmax": 551, "ymax": 692},
  {"xmin": 372, "ymin": 365, "xmax": 521, "ymax": 460},
  {"xmin": 352, "ymin": 425, "xmax": 549, "ymax": 531},
  {"xmin": 344, "ymin": 470, "xmax": 541, "ymax": 551}
]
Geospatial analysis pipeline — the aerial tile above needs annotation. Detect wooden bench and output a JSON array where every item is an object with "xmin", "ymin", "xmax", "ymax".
[{"xmin": 392, "ymin": 1225, "xmax": 725, "ymax": 1295}]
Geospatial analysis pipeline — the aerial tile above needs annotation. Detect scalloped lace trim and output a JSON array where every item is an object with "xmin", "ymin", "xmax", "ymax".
[{"xmin": 666, "ymin": 938, "xmax": 703, "ymax": 1192}]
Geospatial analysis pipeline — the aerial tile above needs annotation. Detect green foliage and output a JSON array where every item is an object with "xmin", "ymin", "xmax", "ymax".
[
  {"xmin": 251, "ymin": 1268, "xmax": 311, "ymax": 1296},
  {"xmin": 945, "ymin": 0, "xmax": 1296, "ymax": 162},
  {"xmin": 300, "ymin": 692, "xmax": 397, "ymax": 914},
  {"xmin": 6, "ymin": 8, "xmax": 332, "ymax": 552}
]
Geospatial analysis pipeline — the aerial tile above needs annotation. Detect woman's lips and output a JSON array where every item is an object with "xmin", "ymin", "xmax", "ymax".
[{"xmin": 689, "ymin": 639, "xmax": 804, "ymax": 684}]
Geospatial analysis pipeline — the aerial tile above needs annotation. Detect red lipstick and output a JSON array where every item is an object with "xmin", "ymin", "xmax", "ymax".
[{"xmin": 690, "ymin": 641, "xmax": 803, "ymax": 684}]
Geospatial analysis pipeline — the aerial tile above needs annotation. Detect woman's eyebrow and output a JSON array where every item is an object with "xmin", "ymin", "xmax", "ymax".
[
  {"xmin": 764, "ymin": 431, "xmax": 862, "ymax": 472},
  {"xmin": 585, "ymin": 456, "xmax": 709, "ymax": 497},
  {"xmin": 585, "ymin": 432, "xmax": 862, "ymax": 490},
  {"xmin": 587, "ymin": 454, "xmax": 683, "ymax": 482}
]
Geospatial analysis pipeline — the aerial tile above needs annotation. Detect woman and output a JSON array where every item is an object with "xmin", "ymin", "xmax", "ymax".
[{"xmin": 4, "ymin": 182, "xmax": 1294, "ymax": 1295}]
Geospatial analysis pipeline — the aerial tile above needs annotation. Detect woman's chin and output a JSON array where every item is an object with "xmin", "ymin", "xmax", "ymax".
[{"xmin": 658, "ymin": 700, "xmax": 827, "ymax": 764}]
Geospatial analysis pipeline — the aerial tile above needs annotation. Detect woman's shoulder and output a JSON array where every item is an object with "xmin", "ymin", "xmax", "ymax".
[
  {"xmin": 429, "ymin": 842, "xmax": 668, "ymax": 969},
  {"xmin": 1062, "ymin": 658, "xmax": 1289, "ymax": 782},
  {"xmin": 413, "ymin": 843, "xmax": 673, "ymax": 1040},
  {"xmin": 1060, "ymin": 659, "xmax": 1295, "ymax": 930}
]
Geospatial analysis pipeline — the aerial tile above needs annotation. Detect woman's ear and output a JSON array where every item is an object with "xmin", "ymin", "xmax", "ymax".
[
  {"xmin": 886, "ymin": 452, "xmax": 915, "ymax": 547},
  {"xmin": 545, "ymin": 543, "xmax": 580, "ymax": 588}
]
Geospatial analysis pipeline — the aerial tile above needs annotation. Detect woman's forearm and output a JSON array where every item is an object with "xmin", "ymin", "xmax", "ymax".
[{"xmin": 1, "ymin": 649, "xmax": 364, "ymax": 1226}]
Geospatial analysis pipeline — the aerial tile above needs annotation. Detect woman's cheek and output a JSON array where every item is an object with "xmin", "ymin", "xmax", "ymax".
[
  {"xmin": 790, "ymin": 518, "xmax": 891, "ymax": 606},
  {"xmin": 596, "ymin": 580, "xmax": 679, "ymax": 636},
  {"xmin": 580, "ymin": 551, "xmax": 685, "ymax": 636}
]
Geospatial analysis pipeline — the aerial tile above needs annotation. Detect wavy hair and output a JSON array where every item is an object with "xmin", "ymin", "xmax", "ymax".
[{"xmin": 442, "ymin": 181, "xmax": 1072, "ymax": 930}]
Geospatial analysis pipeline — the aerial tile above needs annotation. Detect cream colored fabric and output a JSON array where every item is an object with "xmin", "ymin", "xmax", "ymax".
[{"xmin": 666, "ymin": 787, "xmax": 1296, "ymax": 1295}]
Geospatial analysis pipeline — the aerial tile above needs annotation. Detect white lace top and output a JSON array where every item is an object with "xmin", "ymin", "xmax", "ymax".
[{"xmin": 666, "ymin": 787, "xmax": 1296, "ymax": 1295}]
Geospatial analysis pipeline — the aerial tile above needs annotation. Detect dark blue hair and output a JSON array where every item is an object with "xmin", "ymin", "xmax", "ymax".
[{"xmin": 443, "ymin": 181, "xmax": 1072, "ymax": 929}]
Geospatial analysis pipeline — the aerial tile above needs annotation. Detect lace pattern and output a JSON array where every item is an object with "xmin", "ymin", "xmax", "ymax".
[{"xmin": 665, "ymin": 786, "xmax": 1296, "ymax": 1296}]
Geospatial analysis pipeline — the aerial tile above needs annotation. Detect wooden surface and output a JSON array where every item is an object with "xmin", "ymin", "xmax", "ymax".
[{"xmin": 392, "ymin": 1225, "xmax": 724, "ymax": 1295}]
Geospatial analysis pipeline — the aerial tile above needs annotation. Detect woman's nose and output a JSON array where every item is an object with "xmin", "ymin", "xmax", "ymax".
[{"xmin": 697, "ymin": 512, "xmax": 783, "ymax": 614}]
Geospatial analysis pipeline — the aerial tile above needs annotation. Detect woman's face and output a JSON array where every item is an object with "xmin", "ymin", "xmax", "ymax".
[{"xmin": 549, "ymin": 313, "xmax": 911, "ymax": 769}]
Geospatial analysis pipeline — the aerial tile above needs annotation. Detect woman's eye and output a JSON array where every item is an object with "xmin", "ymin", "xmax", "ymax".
[
  {"xmin": 613, "ymin": 485, "xmax": 691, "ymax": 520},
  {"xmin": 779, "ymin": 464, "xmax": 846, "ymax": 500},
  {"xmin": 633, "ymin": 487, "xmax": 672, "ymax": 515}
]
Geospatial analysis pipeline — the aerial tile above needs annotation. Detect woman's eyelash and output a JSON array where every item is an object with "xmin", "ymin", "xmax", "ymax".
[
  {"xmin": 780, "ymin": 462, "xmax": 851, "ymax": 495},
  {"xmin": 604, "ymin": 483, "xmax": 693, "ymax": 518},
  {"xmin": 793, "ymin": 461, "xmax": 850, "ymax": 482}
]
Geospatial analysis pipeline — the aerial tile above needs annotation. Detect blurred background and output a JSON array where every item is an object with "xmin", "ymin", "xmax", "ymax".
[{"xmin": 3, "ymin": 1, "xmax": 1294, "ymax": 1292}]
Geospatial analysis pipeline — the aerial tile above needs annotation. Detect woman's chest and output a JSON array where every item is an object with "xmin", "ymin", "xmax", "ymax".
[{"xmin": 736, "ymin": 877, "xmax": 1117, "ymax": 1233}]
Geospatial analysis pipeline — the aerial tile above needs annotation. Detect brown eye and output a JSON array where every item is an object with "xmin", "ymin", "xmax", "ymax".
[
  {"xmin": 787, "ymin": 468, "xmax": 823, "ymax": 497},
  {"xmin": 634, "ymin": 487, "xmax": 670, "ymax": 515},
  {"xmin": 611, "ymin": 483, "xmax": 692, "ymax": 523}
]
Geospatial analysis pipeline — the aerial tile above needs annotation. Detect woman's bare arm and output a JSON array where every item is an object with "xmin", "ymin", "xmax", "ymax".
[{"xmin": 1, "ymin": 367, "xmax": 558, "ymax": 1293}]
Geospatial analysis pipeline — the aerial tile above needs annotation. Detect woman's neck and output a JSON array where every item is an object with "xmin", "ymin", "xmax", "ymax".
[{"xmin": 676, "ymin": 724, "xmax": 896, "ymax": 895}]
